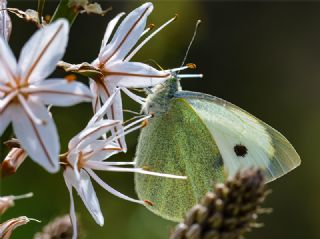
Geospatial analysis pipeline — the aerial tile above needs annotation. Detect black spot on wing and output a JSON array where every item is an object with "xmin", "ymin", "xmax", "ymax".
[{"xmin": 234, "ymin": 144, "xmax": 248, "ymax": 157}]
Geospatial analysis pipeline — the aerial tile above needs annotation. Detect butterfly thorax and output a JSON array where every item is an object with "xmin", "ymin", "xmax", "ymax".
[{"xmin": 142, "ymin": 78, "xmax": 181, "ymax": 115}]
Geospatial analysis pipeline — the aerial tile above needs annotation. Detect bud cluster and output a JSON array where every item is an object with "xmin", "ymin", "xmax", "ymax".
[{"xmin": 170, "ymin": 169, "xmax": 271, "ymax": 239}]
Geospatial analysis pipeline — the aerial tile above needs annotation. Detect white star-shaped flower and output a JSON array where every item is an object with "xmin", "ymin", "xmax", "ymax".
[
  {"xmin": 63, "ymin": 90, "xmax": 186, "ymax": 239},
  {"xmin": 0, "ymin": 19, "xmax": 92, "ymax": 173},
  {"xmin": 89, "ymin": 2, "xmax": 179, "ymax": 152}
]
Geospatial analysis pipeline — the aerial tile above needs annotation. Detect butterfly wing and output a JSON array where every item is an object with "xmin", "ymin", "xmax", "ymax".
[
  {"xmin": 175, "ymin": 91, "xmax": 301, "ymax": 182},
  {"xmin": 135, "ymin": 97, "xmax": 224, "ymax": 221}
]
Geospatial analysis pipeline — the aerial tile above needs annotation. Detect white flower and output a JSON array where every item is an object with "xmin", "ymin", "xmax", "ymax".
[
  {"xmin": 0, "ymin": 0, "xmax": 11, "ymax": 41},
  {"xmin": 0, "ymin": 19, "xmax": 92, "ymax": 173},
  {"xmin": 63, "ymin": 90, "xmax": 186, "ymax": 239},
  {"xmin": 90, "ymin": 2, "xmax": 179, "ymax": 151}
]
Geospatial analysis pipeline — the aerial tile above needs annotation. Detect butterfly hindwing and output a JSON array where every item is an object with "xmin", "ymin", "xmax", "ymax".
[
  {"xmin": 175, "ymin": 91, "xmax": 301, "ymax": 182},
  {"xmin": 134, "ymin": 97, "xmax": 225, "ymax": 221}
]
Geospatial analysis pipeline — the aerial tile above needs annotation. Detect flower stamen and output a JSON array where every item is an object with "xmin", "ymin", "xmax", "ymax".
[
  {"xmin": 0, "ymin": 84, "xmax": 11, "ymax": 92},
  {"xmin": 120, "ymin": 87, "xmax": 146, "ymax": 105},
  {"xmin": 123, "ymin": 114, "xmax": 151, "ymax": 131},
  {"xmin": 0, "ymin": 90, "xmax": 17, "ymax": 112},
  {"xmin": 141, "ymin": 23, "xmax": 155, "ymax": 37},
  {"xmin": 17, "ymin": 94, "xmax": 46, "ymax": 125},
  {"xmin": 84, "ymin": 162, "xmax": 187, "ymax": 180},
  {"xmin": 125, "ymin": 14, "xmax": 178, "ymax": 61},
  {"xmin": 170, "ymin": 63, "xmax": 197, "ymax": 73},
  {"xmin": 102, "ymin": 70, "xmax": 170, "ymax": 78},
  {"xmin": 9, "ymin": 192, "xmax": 34, "ymax": 200},
  {"xmin": 177, "ymin": 74, "xmax": 203, "ymax": 78},
  {"xmin": 86, "ymin": 168, "xmax": 145, "ymax": 205}
]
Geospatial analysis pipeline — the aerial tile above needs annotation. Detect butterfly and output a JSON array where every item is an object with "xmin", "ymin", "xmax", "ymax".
[{"xmin": 134, "ymin": 77, "xmax": 300, "ymax": 221}]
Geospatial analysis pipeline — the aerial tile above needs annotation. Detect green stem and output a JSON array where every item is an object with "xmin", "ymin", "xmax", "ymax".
[{"xmin": 50, "ymin": 0, "xmax": 79, "ymax": 25}]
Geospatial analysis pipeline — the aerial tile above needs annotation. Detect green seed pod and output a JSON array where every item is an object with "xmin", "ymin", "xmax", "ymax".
[{"xmin": 134, "ymin": 78, "xmax": 300, "ymax": 221}]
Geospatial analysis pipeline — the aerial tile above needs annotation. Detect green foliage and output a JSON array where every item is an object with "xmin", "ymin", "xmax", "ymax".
[
  {"xmin": 51, "ymin": 0, "xmax": 78, "ymax": 24},
  {"xmin": 37, "ymin": 0, "xmax": 45, "ymax": 24}
]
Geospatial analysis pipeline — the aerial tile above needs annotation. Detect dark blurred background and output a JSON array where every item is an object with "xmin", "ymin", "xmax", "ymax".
[{"xmin": 1, "ymin": 0, "xmax": 319, "ymax": 238}]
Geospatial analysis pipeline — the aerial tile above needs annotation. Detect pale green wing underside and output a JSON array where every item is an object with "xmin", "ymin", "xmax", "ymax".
[
  {"xmin": 176, "ymin": 91, "xmax": 301, "ymax": 182},
  {"xmin": 135, "ymin": 98, "xmax": 224, "ymax": 221}
]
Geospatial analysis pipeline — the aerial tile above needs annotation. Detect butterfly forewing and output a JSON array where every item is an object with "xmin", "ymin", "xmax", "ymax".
[{"xmin": 176, "ymin": 91, "xmax": 301, "ymax": 182}]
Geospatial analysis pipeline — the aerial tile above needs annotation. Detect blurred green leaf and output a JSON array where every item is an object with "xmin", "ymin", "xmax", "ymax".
[
  {"xmin": 37, "ymin": 0, "xmax": 45, "ymax": 24},
  {"xmin": 51, "ymin": 0, "xmax": 78, "ymax": 25}
]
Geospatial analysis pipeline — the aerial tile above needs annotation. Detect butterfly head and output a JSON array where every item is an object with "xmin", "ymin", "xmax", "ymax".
[{"xmin": 142, "ymin": 77, "xmax": 181, "ymax": 115}]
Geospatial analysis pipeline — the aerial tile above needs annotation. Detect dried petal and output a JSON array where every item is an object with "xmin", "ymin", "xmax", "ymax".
[
  {"xmin": 1, "ymin": 148, "xmax": 27, "ymax": 177},
  {"xmin": 0, "ymin": 197, "xmax": 14, "ymax": 215},
  {"xmin": 81, "ymin": 3, "xmax": 111, "ymax": 16},
  {"xmin": 68, "ymin": 0, "xmax": 111, "ymax": 15},
  {"xmin": 0, "ymin": 216, "xmax": 36, "ymax": 239},
  {"xmin": 57, "ymin": 61, "xmax": 103, "ymax": 80},
  {"xmin": 6, "ymin": 8, "xmax": 42, "ymax": 27},
  {"xmin": 0, "ymin": 193, "xmax": 33, "ymax": 215}
]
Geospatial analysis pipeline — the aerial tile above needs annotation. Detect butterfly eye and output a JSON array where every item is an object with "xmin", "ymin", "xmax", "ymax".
[{"xmin": 234, "ymin": 144, "xmax": 248, "ymax": 157}]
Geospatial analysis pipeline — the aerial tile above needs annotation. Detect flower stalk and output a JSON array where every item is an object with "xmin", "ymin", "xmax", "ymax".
[{"xmin": 37, "ymin": 0, "xmax": 45, "ymax": 24}]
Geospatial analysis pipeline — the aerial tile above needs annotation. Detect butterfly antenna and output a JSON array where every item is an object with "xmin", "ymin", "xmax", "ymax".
[
  {"xmin": 145, "ymin": 59, "xmax": 164, "ymax": 71},
  {"xmin": 179, "ymin": 20, "xmax": 201, "ymax": 74}
]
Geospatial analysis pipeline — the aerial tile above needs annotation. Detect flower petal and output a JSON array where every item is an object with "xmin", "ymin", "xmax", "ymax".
[
  {"xmin": 87, "ymin": 88, "xmax": 120, "ymax": 127},
  {"xmin": 86, "ymin": 168, "xmax": 144, "ymax": 205},
  {"xmin": 0, "ymin": 37, "xmax": 18, "ymax": 84},
  {"xmin": 18, "ymin": 19, "xmax": 69, "ymax": 84},
  {"xmin": 96, "ymin": 80, "xmax": 127, "ymax": 151},
  {"xmin": 68, "ymin": 120, "xmax": 121, "ymax": 150},
  {"xmin": 99, "ymin": 12, "xmax": 125, "ymax": 52},
  {"xmin": 0, "ymin": 0, "xmax": 12, "ymax": 42},
  {"xmin": 90, "ymin": 80, "xmax": 102, "ymax": 114},
  {"xmin": 83, "ymin": 141, "xmax": 123, "ymax": 162},
  {"xmin": 104, "ymin": 61, "xmax": 170, "ymax": 88},
  {"xmin": 24, "ymin": 79, "xmax": 92, "ymax": 106},
  {"xmin": 0, "ymin": 105, "xmax": 11, "ymax": 136},
  {"xmin": 63, "ymin": 170, "xmax": 78, "ymax": 239},
  {"xmin": 11, "ymin": 101, "xmax": 60, "ymax": 173},
  {"xmin": 88, "ymin": 79, "xmax": 127, "ymax": 151},
  {"xmin": 64, "ymin": 168, "xmax": 104, "ymax": 226},
  {"xmin": 99, "ymin": 2, "xmax": 153, "ymax": 63}
]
